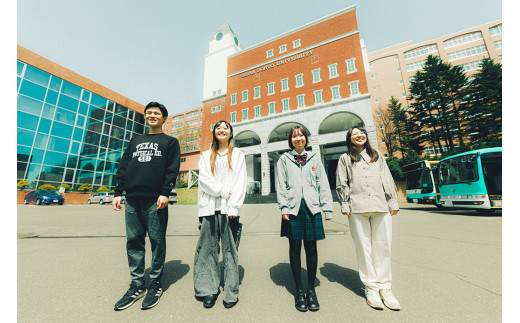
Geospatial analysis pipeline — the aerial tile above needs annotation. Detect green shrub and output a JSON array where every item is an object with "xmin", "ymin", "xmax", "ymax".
[
  {"xmin": 17, "ymin": 180, "xmax": 30, "ymax": 191},
  {"xmin": 38, "ymin": 184, "xmax": 56, "ymax": 190},
  {"xmin": 78, "ymin": 183, "xmax": 93, "ymax": 193}
]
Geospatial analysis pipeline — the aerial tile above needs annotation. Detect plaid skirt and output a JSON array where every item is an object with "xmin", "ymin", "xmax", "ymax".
[{"xmin": 281, "ymin": 199, "xmax": 325, "ymax": 241}]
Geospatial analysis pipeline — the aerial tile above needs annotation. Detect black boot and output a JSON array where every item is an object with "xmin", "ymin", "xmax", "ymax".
[
  {"xmin": 306, "ymin": 289, "xmax": 320, "ymax": 311},
  {"xmin": 294, "ymin": 289, "xmax": 308, "ymax": 312}
]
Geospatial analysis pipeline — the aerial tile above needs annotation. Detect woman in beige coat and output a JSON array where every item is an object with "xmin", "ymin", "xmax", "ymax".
[{"xmin": 335, "ymin": 127, "xmax": 401, "ymax": 311}]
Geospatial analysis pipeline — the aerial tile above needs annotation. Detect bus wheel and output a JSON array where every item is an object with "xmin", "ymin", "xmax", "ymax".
[
  {"xmin": 435, "ymin": 204, "xmax": 443, "ymax": 209},
  {"xmin": 477, "ymin": 209, "xmax": 495, "ymax": 214}
]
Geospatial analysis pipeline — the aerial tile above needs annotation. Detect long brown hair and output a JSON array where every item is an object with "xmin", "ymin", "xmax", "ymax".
[
  {"xmin": 210, "ymin": 120, "xmax": 234, "ymax": 175},
  {"xmin": 345, "ymin": 127, "xmax": 379, "ymax": 163}
]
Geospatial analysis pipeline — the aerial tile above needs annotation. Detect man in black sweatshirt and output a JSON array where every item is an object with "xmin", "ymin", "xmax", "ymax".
[{"xmin": 112, "ymin": 102, "xmax": 180, "ymax": 311}]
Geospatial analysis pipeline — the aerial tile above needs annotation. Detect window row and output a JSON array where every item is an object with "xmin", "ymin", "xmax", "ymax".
[
  {"xmin": 446, "ymin": 44, "xmax": 488, "ymax": 62},
  {"xmin": 406, "ymin": 59, "xmax": 427, "ymax": 72},
  {"xmin": 443, "ymin": 31, "xmax": 483, "ymax": 49},
  {"xmin": 229, "ymin": 82, "xmax": 360, "ymax": 122},
  {"xmin": 230, "ymin": 59, "xmax": 357, "ymax": 105},
  {"xmin": 458, "ymin": 60, "xmax": 483, "ymax": 72},
  {"xmin": 404, "ymin": 44, "xmax": 438, "ymax": 60},
  {"xmin": 266, "ymin": 39, "xmax": 301, "ymax": 58},
  {"xmin": 489, "ymin": 25, "xmax": 502, "ymax": 36}
]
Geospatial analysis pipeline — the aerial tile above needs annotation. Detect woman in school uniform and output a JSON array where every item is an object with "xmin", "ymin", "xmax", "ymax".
[
  {"xmin": 276, "ymin": 125, "xmax": 333, "ymax": 312},
  {"xmin": 335, "ymin": 127, "xmax": 401, "ymax": 311},
  {"xmin": 193, "ymin": 120, "xmax": 247, "ymax": 309}
]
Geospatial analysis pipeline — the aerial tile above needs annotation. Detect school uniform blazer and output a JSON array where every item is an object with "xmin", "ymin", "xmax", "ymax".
[
  {"xmin": 197, "ymin": 147, "xmax": 247, "ymax": 217},
  {"xmin": 335, "ymin": 150, "xmax": 399, "ymax": 214},
  {"xmin": 276, "ymin": 150, "xmax": 333, "ymax": 219}
]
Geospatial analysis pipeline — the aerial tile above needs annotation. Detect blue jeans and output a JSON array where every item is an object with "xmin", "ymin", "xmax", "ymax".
[{"xmin": 125, "ymin": 197, "xmax": 168, "ymax": 286}]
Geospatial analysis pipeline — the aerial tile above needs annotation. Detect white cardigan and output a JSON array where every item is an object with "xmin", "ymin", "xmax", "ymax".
[{"xmin": 197, "ymin": 147, "xmax": 247, "ymax": 217}]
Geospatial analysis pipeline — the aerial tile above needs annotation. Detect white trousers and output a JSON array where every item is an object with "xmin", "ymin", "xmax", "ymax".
[{"xmin": 348, "ymin": 212, "xmax": 392, "ymax": 291}]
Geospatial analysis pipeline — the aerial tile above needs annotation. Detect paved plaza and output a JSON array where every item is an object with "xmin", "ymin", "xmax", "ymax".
[{"xmin": 18, "ymin": 203, "xmax": 501, "ymax": 322}]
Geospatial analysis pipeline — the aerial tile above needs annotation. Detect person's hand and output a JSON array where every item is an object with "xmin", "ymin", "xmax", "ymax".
[
  {"xmin": 112, "ymin": 196, "xmax": 123, "ymax": 211},
  {"xmin": 157, "ymin": 195, "xmax": 169, "ymax": 209},
  {"xmin": 229, "ymin": 215, "xmax": 236, "ymax": 219},
  {"xmin": 228, "ymin": 192, "xmax": 232, "ymax": 199},
  {"xmin": 342, "ymin": 212, "xmax": 351, "ymax": 217},
  {"xmin": 390, "ymin": 210, "xmax": 399, "ymax": 216},
  {"xmin": 282, "ymin": 214, "xmax": 290, "ymax": 221},
  {"xmin": 325, "ymin": 218, "xmax": 331, "ymax": 221}
]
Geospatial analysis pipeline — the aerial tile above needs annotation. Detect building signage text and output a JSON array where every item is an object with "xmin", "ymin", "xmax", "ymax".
[{"xmin": 241, "ymin": 50, "xmax": 314, "ymax": 78}]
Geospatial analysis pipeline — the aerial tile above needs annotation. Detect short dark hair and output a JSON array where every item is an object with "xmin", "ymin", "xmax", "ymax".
[
  {"xmin": 144, "ymin": 102, "xmax": 168, "ymax": 118},
  {"xmin": 288, "ymin": 126, "xmax": 309, "ymax": 149}
]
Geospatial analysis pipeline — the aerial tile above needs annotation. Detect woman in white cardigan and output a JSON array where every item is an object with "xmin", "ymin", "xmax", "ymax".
[{"xmin": 193, "ymin": 120, "xmax": 247, "ymax": 310}]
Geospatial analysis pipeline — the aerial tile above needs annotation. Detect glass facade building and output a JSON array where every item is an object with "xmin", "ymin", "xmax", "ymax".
[{"xmin": 17, "ymin": 60, "xmax": 147, "ymax": 190}]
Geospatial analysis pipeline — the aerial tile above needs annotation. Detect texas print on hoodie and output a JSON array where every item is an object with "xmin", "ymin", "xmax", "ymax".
[{"xmin": 114, "ymin": 133, "xmax": 181, "ymax": 198}]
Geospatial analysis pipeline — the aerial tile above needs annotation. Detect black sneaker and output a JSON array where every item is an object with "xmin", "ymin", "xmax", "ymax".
[
  {"xmin": 141, "ymin": 281, "xmax": 163, "ymax": 310},
  {"xmin": 114, "ymin": 282, "xmax": 146, "ymax": 311}
]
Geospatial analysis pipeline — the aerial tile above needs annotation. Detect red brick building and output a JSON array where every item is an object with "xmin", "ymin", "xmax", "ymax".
[{"xmin": 200, "ymin": 5, "xmax": 375, "ymax": 195}]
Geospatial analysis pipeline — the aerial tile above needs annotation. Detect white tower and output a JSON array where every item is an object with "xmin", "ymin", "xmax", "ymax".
[{"xmin": 202, "ymin": 22, "xmax": 242, "ymax": 102}]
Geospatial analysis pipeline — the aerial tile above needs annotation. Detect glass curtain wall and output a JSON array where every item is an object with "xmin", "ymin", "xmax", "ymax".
[{"xmin": 17, "ymin": 61, "xmax": 147, "ymax": 190}]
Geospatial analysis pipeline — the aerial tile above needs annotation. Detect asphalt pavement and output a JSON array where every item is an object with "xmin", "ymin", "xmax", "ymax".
[{"xmin": 17, "ymin": 203, "xmax": 502, "ymax": 322}]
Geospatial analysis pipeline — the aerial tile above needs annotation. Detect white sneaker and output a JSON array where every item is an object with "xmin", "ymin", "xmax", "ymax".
[
  {"xmin": 380, "ymin": 289, "xmax": 401, "ymax": 311},
  {"xmin": 365, "ymin": 288, "xmax": 384, "ymax": 310}
]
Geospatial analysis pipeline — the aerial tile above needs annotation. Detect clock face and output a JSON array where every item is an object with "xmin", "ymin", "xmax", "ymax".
[
  {"xmin": 216, "ymin": 32, "xmax": 223, "ymax": 41},
  {"xmin": 234, "ymin": 37, "xmax": 239, "ymax": 46}
]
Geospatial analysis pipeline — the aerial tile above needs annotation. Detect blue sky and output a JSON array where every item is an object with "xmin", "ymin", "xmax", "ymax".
[
  {"xmin": 17, "ymin": 0, "xmax": 502, "ymax": 115},
  {"xmin": 16, "ymin": 0, "xmax": 502, "ymax": 115}
]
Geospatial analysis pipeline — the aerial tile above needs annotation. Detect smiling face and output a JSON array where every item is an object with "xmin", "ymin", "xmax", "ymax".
[
  {"xmin": 144, "ymin": 107, "xmax": 164, "ymax": 128},
  {"xmin": 214, "ymin": 122, "xmax": 232, "ymax": 144},
  {"xmin": 291, "ymin": 129, "xmax": 307, "ymax": 152},
  {"xmin": 350, "ymin": 128, "xmax": 367, "ymax": 149}
]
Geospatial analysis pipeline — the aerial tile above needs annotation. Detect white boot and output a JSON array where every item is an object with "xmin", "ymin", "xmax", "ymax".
[
  {"xmin": 365, "ymin": 288, "xmax": 384, "ymax": 310},
  {"xmin": 380, "ymin": 289, "xmax": 401, "ymax": 311}
]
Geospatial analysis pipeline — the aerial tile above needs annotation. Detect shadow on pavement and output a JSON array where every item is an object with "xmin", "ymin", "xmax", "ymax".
[
  {"xmin": 218, "ymin": 264, "xmax": 245, "ymax": 286},
  {"xmin": 269, "ymin": 262, "xmax": 321, "ymax": 295},
  {"xmin": 145, "ymin": 260, "xmax": 190, "ymax": 292},
  {"xmin": 319, "ymin": 263, "xmax": 364, "ymax": 298}
]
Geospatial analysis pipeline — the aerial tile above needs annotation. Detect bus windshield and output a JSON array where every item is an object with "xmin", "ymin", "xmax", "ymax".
[
  {"xmin": 480, "ymin": 152, "xmax": 502, "ymax": 195},
  {"xmin": 405, "ymin": 169, "xmax": 434, "ymax": 192},
  {"xmin": 439, "ymin": 154, "xmax": 479, "ymax": 185}
]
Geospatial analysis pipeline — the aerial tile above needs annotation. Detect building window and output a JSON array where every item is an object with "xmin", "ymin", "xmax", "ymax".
[
  {"xmin": 282, "ymin": 98, "xmax": 290, "ymax": 111},
  {"xmin": 377, "ymin": 111, "xmax": 382, "ymax": 116},
  {"xmin": 331, "ymin": 85, "xmax": 341, "ymax": 100},
  {"xmin": 349, "ymin": 81, "xmax": 359, "ymax": 96},
  {"xmin": 399, "ymin": 80, "xmax": 404, "ymax": 84},
  {"xmin": 186, "ymin": 111, "xmax": 198, "ymax": 118},
  {"xmin": 489, "ymin": 24, "xmax": 502, "ymax": 36},
  {"xmin": 328, "ymin": 63, "xmax": 338, "ymax": 78},
  {"xmin": 230, "ymin": 111, "xmax": 236, "ymax": 123},
  {"xmin": 254, "ymin": 105, "xmax": 261, "ymax": 118},
  {"xmin": 379, "ymin": 125, "xmax": 384, "ymax": 129},
  {"xmin": 375, "ymin": 99, "xmax": 379, "ymax": 103},
  {"xmin": 242, "ymin": 90, "xmax": 248, "ymax": 102},
  {"xmin": 297, "ymin": 95, "xmax": 305, "ymax": 108},
  {"xmin": 268, "ymin": 82, "xmax": 275, "ymax": 95},
  {"xmin": 446, "ymin": 44, "xmax": 488, "ymax": 62},
  {"xmin": 242, "ymin": 109, "xmax": 248, "ymax": 121},
  {"xmin": 279, "ymin": 44, "xmax": 287, "ymax": 53},
  {"xmin": 254, "ymin": 86, "xmax": 261, "ymax": 99},
  {"xmin": 372, "ymin": 86, "xmax": 377, "ymax": 91},
  {"xmin": 499, "ymin": 55, "xmax": 502, "ymax": 64},
  {"xmin": 371, "ymin": 74, "xmax": 374, "ymax": 79},
  {"xmin": 269, "ymin": 102, "xmax": 275, "ymax": 115},
  {"xmin": 345, "ymin": 58, "xmax": 357, "ymax": 74},
  {"xmin": 458, "ymin": 60, "xmax": 484, "ymax": 72},
  {"xmin": 406, "ymin": 60, "xmax": 427, "ymax": 72},
  {"xmin": 402, "ymin": 93, "xmax": 406, "ymax": 97},
  {"xmin": 266, "ymin": 49, "xmax": 274, "ymax": 58},
  {"xmin": 172, "ymin": 123, "xmax": 183, "ymax": 129},
  {"xmin": 186, "ymin": 119, "xmax": 198, "ymax": 126},
  {"xmin": 295, "ymin": 73, "xmax": 304, "ymax": 88},
  {"xmin": 494, "ymin": 39, "xmax": 502, "ymax": 50},
  {"xmin": 230, "ymin": 93, "xmax": 237, "ymax": 105},
  {"xmin": 314, "ymin": 90, "xmax": 323, "ymax": 104},
  {"xmin": 211, "ymin": 105, "xmax": 221, "ymax": 113},
  {"xmin": 404, "ymin": 44, "xmax": 438, "ymax": 60},
  {"xmin": 172, "ymin": 115, "xmax": 184, "ymax": 122},
  {"xmin": 281, "ymin": 78, "xmax": 289, "ymax": 92},
  {"xmin": 180, "ymin": 157, "xmax": 186, "ymax": 163},
  {"xmin": 443, "ymin": 31, "xmax": 483, "ymax": 48},
  {"xmin": 293, "ymin": 39, "xmax": 301, "ymax": 48},
  {"xmin": 397, "ymin": 67, "xmax": 401, "ymax": 72},
  {"xmin": 311, "ymin": 69, "xmax": 321, "ymax": 83}
]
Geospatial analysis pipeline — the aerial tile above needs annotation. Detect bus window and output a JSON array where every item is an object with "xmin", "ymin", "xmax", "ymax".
[
  {"xmin": 440, "ymin": 154, "xmax": 478, "ymax": 184},
  {"xmin": 481, "ymin": 153, "xmax": 502, "ymax": 195}
]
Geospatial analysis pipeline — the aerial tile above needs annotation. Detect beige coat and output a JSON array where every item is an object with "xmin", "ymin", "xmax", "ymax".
[{"xmin": 335, "ymin": 150, "xmax": 399, "ymax": 214}]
